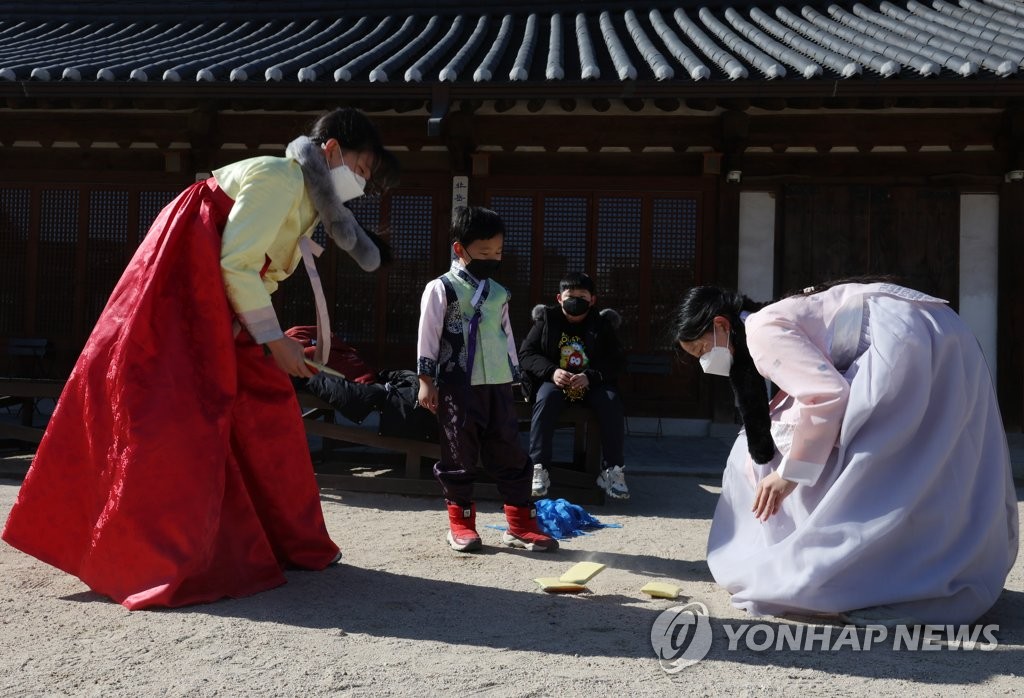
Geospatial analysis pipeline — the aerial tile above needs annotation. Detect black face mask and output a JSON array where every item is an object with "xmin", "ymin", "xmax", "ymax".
[
  {"xmin": 562, "ymin": 297, "xmax": 591, "ymax": 317},
  {"xmin": 466, "ymin": 258, "xmax": 501, "ymax": 281}
]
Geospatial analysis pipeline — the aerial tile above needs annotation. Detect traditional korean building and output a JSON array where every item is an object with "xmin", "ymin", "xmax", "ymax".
[{"xmin": 1, "ymin": 0, "xmax": 1022, "ymax": 428}]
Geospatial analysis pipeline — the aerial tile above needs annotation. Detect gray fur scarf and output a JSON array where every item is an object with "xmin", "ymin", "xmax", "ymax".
[{"xmin": 285, "ymin": 135, "xmax": 382, "ymax": 272}]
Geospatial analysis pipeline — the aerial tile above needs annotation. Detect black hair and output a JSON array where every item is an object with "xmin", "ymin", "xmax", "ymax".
[
  {"xmin": 671, "ymin": 286, "xmax": 763, "ymax": 344},
  {"xmin": 559, "ymin": 272, "xmax": 596, "ymax": 295},
  {"xmin": 308, "ymin": 107, "xmax": 400, "ymax": 194},
  {"xmin": 672, "ymin": 286, "xmax": 776, "ymax": 464},
  {"xmin": 786, "ymin": 274, "xmax": 903, "ymax": 299},
  {"xmin": 451, "ymin": 206, "xmax": 505, "ymax": 246}
]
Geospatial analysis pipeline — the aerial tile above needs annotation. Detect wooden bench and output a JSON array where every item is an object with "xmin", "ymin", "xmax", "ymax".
[
  {"xmin": 513, "ymin": 401, "xmax": 603, "ymax": 495},
  {"xmin": 2, "ymin": 338, "xmax": 58, "ymax": 442},
  {"xmin": 299, "ymin": 391, "xmax": 603, "ymax": 502},
  {"xmin": 0, "ymin": 377, "xmax": 64, "ymax": 445},
  {"xmin": 0, "ymin": 379, "xmax": 605, "ymax": 503},
  {"xmin": 6, "ymin": 338, "xmax": 51, "ymax": 373},
  {"xmin": 297, "ymin": 390, "xmax": 450, "ymax": 495}
]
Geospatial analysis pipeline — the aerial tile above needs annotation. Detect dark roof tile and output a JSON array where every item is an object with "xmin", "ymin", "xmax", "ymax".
[{"xmin": 1, "ymin": 2, "xmax": 1023, "ymax": 87}]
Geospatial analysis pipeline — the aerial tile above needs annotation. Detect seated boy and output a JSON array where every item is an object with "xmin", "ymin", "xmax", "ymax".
[{"xmin": 518, "ymin": 272, "xmax": 629, "ymax": 499}]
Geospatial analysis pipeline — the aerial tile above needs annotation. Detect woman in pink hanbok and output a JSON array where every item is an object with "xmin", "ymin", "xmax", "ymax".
[{"xmin": 673, "ymin": 281, "xmax": 1018, "ymax": 625}]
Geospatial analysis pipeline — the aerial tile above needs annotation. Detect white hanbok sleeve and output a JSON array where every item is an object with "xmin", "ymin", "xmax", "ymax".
[
  {"xmin": 745, "ymin": 309, "xmax": 850, "ymax": 486},
  {"xmin": 417, "ymin": 278, "xmax": 447, "ymax": 378}
]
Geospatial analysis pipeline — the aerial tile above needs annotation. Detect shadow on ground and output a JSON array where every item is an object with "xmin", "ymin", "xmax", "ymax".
[{"xmin": 57, "ymin": 571, "xmax": 1023, "ymax": 684}]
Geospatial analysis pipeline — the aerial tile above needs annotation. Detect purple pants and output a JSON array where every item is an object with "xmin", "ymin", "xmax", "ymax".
[{"xmin": 433, "ymin": 383, "xmax": 531, "ymax": 507}]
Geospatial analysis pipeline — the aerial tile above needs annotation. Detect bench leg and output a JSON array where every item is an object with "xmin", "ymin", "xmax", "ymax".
[
  {"xmin": 573, "ymin": 420, "xmax": 586, "ymax": 468},
  {"xmin": 404, "ymin": 452, "xmax": 421, "ymax": 479},
  {"xmin": 584, "ymin": 420, "xmax": 602, "ymax": 476},
  {"xmin": 19, "ymin": 398, "xmax": 34, "ymax": 427},
  {"xmin": 584, "ymin": 419, "xmax": 604, "ymax": 503}
]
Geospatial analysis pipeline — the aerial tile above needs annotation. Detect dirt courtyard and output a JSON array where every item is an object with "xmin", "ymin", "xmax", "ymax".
[{"xmin": 1, "ymin": 471, "xmax": 1022, "ymax": 697}]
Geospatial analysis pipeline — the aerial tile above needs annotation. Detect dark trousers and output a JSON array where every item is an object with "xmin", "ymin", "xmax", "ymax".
[
  {"xmin": 529, "ymin": 381, "xmax": 625, "ymax": 468},
  {"xmin": 433, "ymin": 383, "xmax": 531, "ymax": 507}
]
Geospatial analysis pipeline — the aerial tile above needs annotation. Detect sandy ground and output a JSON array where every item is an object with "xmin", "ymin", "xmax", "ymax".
[{"xmin": 1, "ymin": 469, "xmax": 1022, "ymax": 697}]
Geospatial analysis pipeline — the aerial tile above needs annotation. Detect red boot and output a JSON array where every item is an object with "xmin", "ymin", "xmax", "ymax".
[
  {"xmin": 446, "ymin": 502, "xmax": 482, "ymax": 552},
  {"xmin": 502, "ymin": 504, "xmax": 559, "ymax": 552}
]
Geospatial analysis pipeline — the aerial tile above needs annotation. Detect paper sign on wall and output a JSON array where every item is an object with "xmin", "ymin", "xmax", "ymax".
[{"xmin": 451, "ymin": 176, "xmax": 469, "ymax": 216}]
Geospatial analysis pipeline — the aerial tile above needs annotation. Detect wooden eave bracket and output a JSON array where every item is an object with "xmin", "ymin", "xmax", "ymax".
[{"xmin": 427, "ymin": 85, "xmax": 450, "ymax": 138}]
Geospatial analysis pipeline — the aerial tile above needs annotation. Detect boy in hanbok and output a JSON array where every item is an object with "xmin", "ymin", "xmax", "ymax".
[{"xmin": 416, "ymin": 206, "xmax": 558, "ymax": 553}]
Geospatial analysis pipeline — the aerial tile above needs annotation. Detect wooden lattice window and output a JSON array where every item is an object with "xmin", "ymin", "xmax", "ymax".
[
  {"xmin": 386, "ymin": 194, "xmax": 435, "ymax": 346},
  {"xmin": 37, "ymin": 190, "xmax": 79, "ymax": 339},
  {"xmin": 87, "ymin": 191, "xmax": 129, "ymax": 321},
  {"xmin": 271, "ymin": 188, "xmax": 442, "ymax": 362},
  {"xmin": 275, "ymin": 197, "xmax": 389, "ymax": 345},
  {"xmin": 332, "ymin": 196, "xmax": 383, "ymax": 344},
  {"xmin": 540, "ymin": 196, "xmax": 588, "ymax": 300},
  {"xmin": 489, "ymin": 195, "xmax": 535, "ymax": 337},
  {"xmin": 137, "ymin": 191, "xmax": 178, "ymax": 243},
  {"xmin": 487, "ymin": 187, "xmax": 702, "ymax": 352},
  {"xmin": 595, "ymin": 196, "xmax": 642, "ymax": 349},
  {"xmin": 0, "ymin": 188, "xmax": 31, "ymax": 335},
  {"xmin": 651, "ymin": 197, "xmax": 698, "ymax": 349}
]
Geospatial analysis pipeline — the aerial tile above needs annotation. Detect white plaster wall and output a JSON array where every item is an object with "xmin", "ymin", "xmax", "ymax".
[
  {"xmin": 959, "ymin": 193, "xmax": 1000, "ymax": 381},
  {"xmin": 737, "ymin": 191, "xmax": 776, "ymax": 303}
]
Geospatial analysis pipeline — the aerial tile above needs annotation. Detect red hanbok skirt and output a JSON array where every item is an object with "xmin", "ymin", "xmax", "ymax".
[{"xmin": 2, "ymin": 179, "xmax": 339, "ymax": 609}]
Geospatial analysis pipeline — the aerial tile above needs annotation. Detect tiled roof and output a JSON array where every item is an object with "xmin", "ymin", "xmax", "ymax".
[{"xmin": 1, "ymin": 1, "xmax": 1023, "ymax": 87}]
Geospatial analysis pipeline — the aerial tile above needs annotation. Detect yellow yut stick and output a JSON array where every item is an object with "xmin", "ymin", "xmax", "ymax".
[
  {"xmin": 559, "ymin": 561, "xmax": 606, "ymax": 584},
  {"xmin": 640, "ymin": 581, "xmax": 681, "ymax": 599},
  {"xmin": 534, "ymin": 578, "xmax": 589, "ymax": 593}
]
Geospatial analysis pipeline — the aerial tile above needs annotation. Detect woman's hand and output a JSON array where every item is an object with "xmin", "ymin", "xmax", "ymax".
[
  {"xmin": 752, "ymin": 471, "xmax": 797, "ymax": 521},
  {"xmin": 266, "ymin": 336, "xmax": 314, "ymax": 378},
  {"xmin": 417, "ymin": 379, "xmax": 439, "ymax": 414}
]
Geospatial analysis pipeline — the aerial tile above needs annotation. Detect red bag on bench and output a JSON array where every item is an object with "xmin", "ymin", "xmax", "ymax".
[{"xmin": 285, "ymin": 326, "xmax": 377, "ymax": 384}]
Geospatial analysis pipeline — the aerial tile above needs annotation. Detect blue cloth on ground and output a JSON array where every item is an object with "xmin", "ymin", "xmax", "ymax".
[
  {"xmin": 484, "ymin": 499, "xmax": 621, "ymax": 540},
  {"xmin": 535, "ymin": 498, "xmax": 622, "ymax": 539}
]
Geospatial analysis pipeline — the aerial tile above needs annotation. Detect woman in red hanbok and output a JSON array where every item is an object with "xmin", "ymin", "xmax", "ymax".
[{"xmin": 2, "ymin": 108, "xmax": 398, "ymax": 609}]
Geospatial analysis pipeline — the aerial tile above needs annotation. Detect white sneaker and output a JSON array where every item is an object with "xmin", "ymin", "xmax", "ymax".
[
  {"xmin": 597, "ymin": 465, "xmax": 630, "ymax": 500},
  {"xmin": 531, "ymin": 464, "xmax": 550, "ymax": 498}
]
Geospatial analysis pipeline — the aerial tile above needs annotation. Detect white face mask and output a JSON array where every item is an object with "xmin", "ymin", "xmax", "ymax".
[
  {"xmin": 699, "ymin": 329, "xmax": 733, "ymax": 377},
  {"xmin": 330, "ymin": 164, "xmax": 366, "ymax": 203}
]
